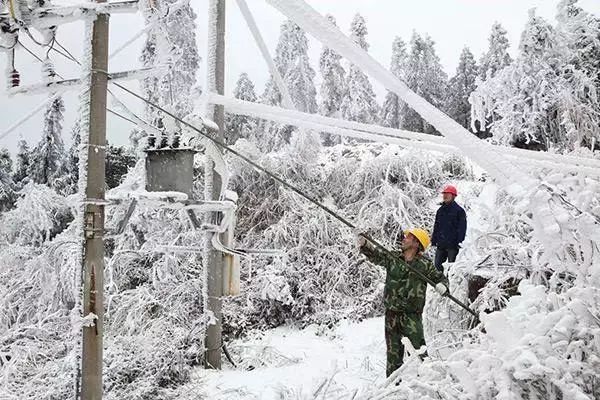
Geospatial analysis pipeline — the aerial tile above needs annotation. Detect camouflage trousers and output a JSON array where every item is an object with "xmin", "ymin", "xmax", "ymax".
[{"xmin": 384, "ymin": 310, "xmax": 425, "ymax": 377}]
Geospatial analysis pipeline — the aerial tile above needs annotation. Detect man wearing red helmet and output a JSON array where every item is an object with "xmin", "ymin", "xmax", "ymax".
[{"xmin": 431, "ymin": 184, "xmax": 467, "ymax": 272}]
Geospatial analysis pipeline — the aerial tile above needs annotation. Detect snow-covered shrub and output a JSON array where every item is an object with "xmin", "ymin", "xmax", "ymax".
[
  {"xmin": 0, "ymin": 235, "xmax": 79, "ymax": 399},
  {"xmin": 416, "ymin": 166, "xmax": 600, "ymax": 400},
  {"xmin": 0, "ymin": 182, "xmax": 73, "ymax": 246},
  {"xmin": 441, "ymin": 154, "xmax": 473, "ymax": 180},
  {"xmin": 360, "ymin": 281, "xmax": 600, "ymax": 400},
  {"xmin": 103, "ymin": 277, "xmax": 208, "ymax": 400},
  {"xmin": 225, "ymin": 143, "xmax": 469, "ymax": 332},
  {"xmin": 471, "ymin": 4, "xmax": 600, "ymax": 151}
]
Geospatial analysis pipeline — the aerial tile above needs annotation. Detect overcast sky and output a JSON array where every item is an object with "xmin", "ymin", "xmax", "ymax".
[{"xmin": 1, "ymin": 0, "xmax": 599, "ymax": 153}]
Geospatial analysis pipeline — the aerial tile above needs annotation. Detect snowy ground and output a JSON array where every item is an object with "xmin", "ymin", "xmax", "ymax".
[
  {"xmin": 185, "ymin": 179, "xmax": 485, "ymax": 400},
  {"xmin": 189, "ymin": 318, "xmax": 387, "ymax": 399}
]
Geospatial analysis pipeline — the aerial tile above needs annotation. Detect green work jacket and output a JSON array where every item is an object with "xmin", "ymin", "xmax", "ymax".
[{"xmin": 361, "ymin": 243, "xmax": 448, "ymax": 313}]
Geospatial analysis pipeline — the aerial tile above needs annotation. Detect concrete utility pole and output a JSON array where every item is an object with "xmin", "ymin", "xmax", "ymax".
[
  {"xmin": 81, "ymin": 0, "xmax": 109, "ymax": 398},
  {"xmin": 204, "ymin": 0, "xmax": 225, "ymax": 369}
]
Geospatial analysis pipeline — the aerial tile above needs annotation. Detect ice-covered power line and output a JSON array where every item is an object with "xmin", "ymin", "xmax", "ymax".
[
  {"xmin": 0, "ymin": 1, "xmax": 178, "ymax": 144},
  {"xmin": 265, "ymin": 0, "xmax": 535, "ymax": 192},
  {"xmin": 235, "ymin": 0, "xmax": 294, "ymax": 110},
  {"xmin": 112, "ymin": 80, "xmax": 479, "ymax": 318},
  {"xmin": 7, "ymin": 66, "xmax": 165, "ymax": 96},
  {"xmin": 207, "ymin": 93, "xmax": 600, "ymax": 177}
]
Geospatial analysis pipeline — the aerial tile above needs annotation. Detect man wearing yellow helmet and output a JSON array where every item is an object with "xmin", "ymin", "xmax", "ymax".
[{"xmin": 357, "ymin": 228, "xmax": 448, "ymax": 377}]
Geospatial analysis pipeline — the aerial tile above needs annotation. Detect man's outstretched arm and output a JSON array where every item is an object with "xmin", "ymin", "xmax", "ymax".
[{"xmin": 356, "ymin": 234, "xmax": 391, "ymax": 268}]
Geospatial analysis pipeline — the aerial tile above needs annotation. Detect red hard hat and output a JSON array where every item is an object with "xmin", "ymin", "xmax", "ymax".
[{"xmin": 442, "ymin": 185, "xmax": 458, "ymax": 196}]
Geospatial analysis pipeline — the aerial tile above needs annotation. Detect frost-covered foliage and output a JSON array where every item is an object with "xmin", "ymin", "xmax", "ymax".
[
  {"xmin": 446, "ymin": 47, "xmax": 479, "ymax": 129},
  {"xmin": 471, "ymin": 5, "xmax": 600, "ymax": 151},
  {"xmin": 340, "ymin": 14, "xmax": 379, "ymax": 125},
  {"xmin": 226, "ymin": 73, "xmax": 258, "ymax": 145},
  {"xmin": 0, "ymin": 239, "xmax": 79, "ymax": 400},
  {"xmin": 0, "ymin": 148, "xmax": 16, "ymax": 211},
  {"xmin": 479, "ymin": 22, "xmax": 512, "ymax": 80},
  {"xmin": 473, "ymin": 22, "xmax": 512, "ymax": 137},
  {"xmin": 53, "ymin": 122, "xmax": 81, "ymax": 196},
  {"xmin": 0, "ymin": 182, "xmax": 76, "ymax": 398},
  {"xmin": 402, "ymin": 32, "xmax": 448, "ymax": 134},
  {"xmin": 359, "ymin": 280, "xmax": 600, "ymax": 400},
  {"xmin": 319, "ymin": 15, "xmax": 346, "ymax": 146},
  {"xmin": 12, "ymin": 139, "xmax": 30, "ymax": 187},
  {"xmin": 260, "ymin": 20, "xmax": 319, "ymax": 152},
  {"xmin": 555, "ymin": 0, "xmax": 600, "ymax": 150},
  {"xmin": 224, "ymin": 141, "xmax": 472, "ymax": 332},
  {"xmin": 0, "ymin": 163, "xmax": 211, "ymax": 399},
  {"xmin": 105, "ymin": 144, "xmax": 136, "ymax": 189},
  {"xmin": 380, "ymin": 37, "xmax": 408, "ymax": 129},
  {"xmin": 29, "ymin": 76, "xmax": 66, "ymax": 186},
  {"xmin": 0, "ymin": 182, "xmax": 72, "ymax": 246},
  {"xmin": 138, "ymin": 0, "xmax": 200, "ymax": 149}
]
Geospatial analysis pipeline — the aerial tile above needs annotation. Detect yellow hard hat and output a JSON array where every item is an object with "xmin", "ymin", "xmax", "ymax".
[{"xmin": 404, "ymin": 228, "xmax": 431, "ymax": 251}]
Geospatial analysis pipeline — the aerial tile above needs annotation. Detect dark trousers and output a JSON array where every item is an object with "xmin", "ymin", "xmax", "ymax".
[{"xmin": 434, "ymin": 247, "xmax": 459, "ymax": 272}]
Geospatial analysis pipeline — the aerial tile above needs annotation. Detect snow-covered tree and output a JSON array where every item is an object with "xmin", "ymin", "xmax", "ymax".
[
  {"xmin": 13, "ymin": 139, "xmax": 30, "ymax": 186},
  {"xmin": 259, "ymin": 20, "xmax": 319, "ymax": 152},
  {"xmin": 555, "ymin": 0, "xmax": 600, "ymax": 149},
  {"xmin": 380, "ymin": 37, "xmax": 408, "ymax": 129},
  {"xmin": 261, "ymin": 20, "xmax": 317, "ymax": 112},
  {"xmin": 29, "ymin": 68, "xmax": 66, "ymax": 186},
  {"xmin": 340, "ymin": 14, "xmax": 379, "ymax": 125},
  {"xmin": 319, "ymin": 15, "xmax": 346, "ymax": 146},
  {"xmin": 0, "ymin": 148, "xmax": 15, "ymax": 212},
  {"xmin": 319, "ymin": 15, "xmax": 346, "ymax": 117},
  {"xmin": 0, "ymin": 182, "xmax": 72, "ymax": 245},
  {"xmin": 286, "ymin": 26, "xmax": 321, "ymax": 160},
  {"xmin": 226, "ymin": 73, "xmax": 258, "ymax": 145},
  {"xmin": 402, "ymin": 32, "xmax": 448, "ymax": 134},
  {"xmin": 53, "ymin": 123, "xmax": 80, "ymax": 196},
  {"xmin": 286, "ymin": 40, "xmax": 318, "ymax": 113},
  {"xmin": 138, "ymin": 0, "xmax": 200, "ymax": 148},
  {"xmin": 480, "ymin": 11, "xmax": 560, "ymax": 149},
  {"xmin": 106, "ymin": 144, "xmax": 136, "ymax": 189},
  {"xmin": 470, "ymin": 10, "xmax": 600, "ymax": 151},
  {"xmin": 472, "ymin": 8, "xmax": 600, "ymax": 150},
  {"xmin": 446, "ymin": 47, "xmax": 479, "ymax": 129},
  {"xmin": 0, "ymin": 148, "xmax": 12, "ymax": 174},
  {"xmin": 479, "ymin": 22, "xmax": 512, "ymax": 80}
]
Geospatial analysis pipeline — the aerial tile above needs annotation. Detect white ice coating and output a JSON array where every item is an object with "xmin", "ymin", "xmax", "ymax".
[
  {"xmin": 265, "ymin": 0, "xmax": 534, "ymax": 192},
  {"xmin": 207, "ymin": 93, "xmax": 600, "ymax": 177},
  {"xmin": 70, "ymin": 15, "xmax": 95, "ymax": 399},
  {"xmin": 202, "ymin": 0, "xmax": 219, "ymax": 322},
  {"xmin": 236, "ymin": 0, "xmax": 294, "ymax": 110}
]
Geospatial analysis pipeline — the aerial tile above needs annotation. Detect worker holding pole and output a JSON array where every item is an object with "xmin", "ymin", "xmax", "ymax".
[{"xmin": 357, "ymin": 228, "xmax": 448, "ymax": 377}]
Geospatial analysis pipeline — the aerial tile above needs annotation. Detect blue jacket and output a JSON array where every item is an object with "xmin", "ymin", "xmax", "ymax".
[{"xmin": 431, "ymin": 201, "xmax": 467, "ymax": 249}]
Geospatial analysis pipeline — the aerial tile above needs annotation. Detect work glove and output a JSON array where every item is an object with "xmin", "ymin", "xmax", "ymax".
[
  {"xmin": 355, "ymin": 233, "xmax": 367, "ymax": 249},
  {"xmin": 435, "ymin": 283, "xmax": 448, "ymax": 296}
]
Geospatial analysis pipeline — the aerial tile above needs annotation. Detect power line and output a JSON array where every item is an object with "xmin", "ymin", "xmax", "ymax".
[
  {"xmin": 111, "ymin": 80, "xmax": 479, "ymax": 320},
  {"xmin": 55, "ymin": 39, "xmax": 80, "ymax": 65},
  {"xmin": 41, "ymin": 36, "xmax": 154, "ymax": 129},
  {"xmin": 107, "ymin": 108, "xmax": 139, "ymax": 125},
  {"xmin": 18, "ymin": 39, "xmax": 47, "ymax": 65},
  {"xmin": 1, "ymin": 40, "xmax": 146, "ymax": 140},
  {"xmin": 10, "ymin": 21, "xmax": 479, "ymax": 320}
]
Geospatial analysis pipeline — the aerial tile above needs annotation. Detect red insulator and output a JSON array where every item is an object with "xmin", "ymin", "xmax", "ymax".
[{"xmin": 9, "ymin": 69, "xmax": 20, "ymax": 88}]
